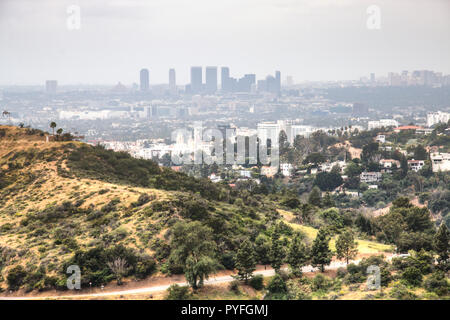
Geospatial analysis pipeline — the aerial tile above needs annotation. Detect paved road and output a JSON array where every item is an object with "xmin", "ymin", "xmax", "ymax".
[{"xmin": 0, "ymin": 259, "xmax": 361, "ymax": 300}]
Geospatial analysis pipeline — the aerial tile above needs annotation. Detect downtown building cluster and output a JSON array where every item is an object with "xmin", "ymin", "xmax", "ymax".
[{"xmin": 138, "ymin": 66, "xmax": 281, "ymax": 95}]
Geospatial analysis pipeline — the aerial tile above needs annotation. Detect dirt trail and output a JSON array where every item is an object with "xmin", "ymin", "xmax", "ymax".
[{"xmin": 0, "ymin": 253, "xmax": 397, "ymax": 300}]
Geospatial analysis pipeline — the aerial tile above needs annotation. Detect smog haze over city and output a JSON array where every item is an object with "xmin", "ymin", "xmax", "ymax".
[
  {"xmin": 0, "ymin": 0, "xmax": 449, "ymax": 307},
  {"xmin": 1, "ymin": 0, "xmax": 450, "ymax": 84}
]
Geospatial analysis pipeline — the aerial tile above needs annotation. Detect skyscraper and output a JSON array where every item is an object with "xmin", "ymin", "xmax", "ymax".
[
  {"xmin": 205, "ymin": 66, "xmax": 218, "ymax": 94},
  {"xmin": 140, "ymin": 69, "xmax": 149, "ymax": 91},
  {"xmin": 236, "ymin": 74, "xmax": 255, "ymax": 92},
  {"xmin": 221, "ymin": 67, "xmax": 230, "ymax": 91},
  {"xmin": 169, "ymin": 68, "xmax": 176, "ymax": 92},
  {"xmin": 275, "ymin": 70, "xmax": 281, "ymax": 93},
  {"xmin": 266, "ymin": 75, "xmax": 278, "ymax": 93},
  {"xmin": 190, "ymin": 66, "xmax": 202, "ymax": 94}
]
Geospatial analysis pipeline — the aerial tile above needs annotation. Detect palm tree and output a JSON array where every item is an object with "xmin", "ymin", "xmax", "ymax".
[
  {"xmin": 50, "ymin": 122, "xmax": 57, "ymax": 135},
  {"xmin": 2, "ymin": 110, "xmax": 10, "ymax": 119},
  {"xmin": 56, "ymin": 128, "xmax": 63, "ymax": 141}
]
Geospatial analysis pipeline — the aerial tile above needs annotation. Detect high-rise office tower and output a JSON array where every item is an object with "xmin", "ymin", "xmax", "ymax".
[
  {"xmin": 169, "ymin": 68, "xmax": 176, "ymax": 92},
  {"xmin": 140, "ymin": 69, "xmax": 149, "ymax": 91},
  {"xmin": 236, "ymin": 74, "xmax": 255, "ymax": 92},
  {"xmin": 221, "ymin": 67, "xmax": 230, "ymax": 91},
  {"xmin": 190, "ymin": 66, "xmax": 202, "ymax": 94},
  {"xmin": 205, "ymin": 66, "xmax": 218, "ymax": 94},
  {"xmin": 46, "ymin": 80, "xmax": 57, "ymax": 94},
  {"xmin": 266, "ymin": 75, "xmax": 279, "ymax": 93},
  {"xmin": 275, "ymin": 70, "xmax": 281, "ymax": 93}
]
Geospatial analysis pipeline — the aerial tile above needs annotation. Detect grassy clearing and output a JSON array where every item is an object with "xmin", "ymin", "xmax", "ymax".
[{"xmin": 278, "ymin": 209, "xmax": 394, "ymax": 254}]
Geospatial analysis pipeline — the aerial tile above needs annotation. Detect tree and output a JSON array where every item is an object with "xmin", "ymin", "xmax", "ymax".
[
  {"xmin": 166, "ymin": 284, "xmax": 191, "ymax": 300},
  {"xmin": 278, "ymin": 130, "xmax": 289, "ymax": 155},
  {"xmin": 303, "ymin": 152, "xmax": 326, "ymax": 165},
  {"xmin": 433, "ymin": 223, "xmax": 450, "ymax": 271},
  {"xmin": 161, "ymin": 153, "xmax": 173, "ymax": 167},
  {"xmin": 308, "ymin": 186, "xmax": 322, "ymax": 207},
  {"xmin": 402, "ymin": 267, "xmax": 423, "ymax": 287},
  {"xmin": 168, "ymin": 221, "xmax": 218, "ymax": 290},
  {"xmin": 56, "ymin": 128, "xmax": 63, "ymax": 135},
  {"xmin": 413, "ymin": 145, "xmax": 428, "ymax": 161},
  {"xmin": 377, "ymin": 200, "xmax": 435, "ymax": 251},
  {"xmin": 107, "ymin": 257, "xmax": 129, "ymax": 285},
  {"xmin": 235, "ymin": 239, "xmax": 257, "ymax": 282},
  {"xmin": 2, "ymin": 110, "xmax": 11, "ymax": 120},
  {"xmin": 185, "ymin": 255, "xmax": 218, "ymax": 289},
  {"xmin": 50, "ymin": 121, "xmax": 57, "ymax": 135},
  {"xmin": 311, "ymin": 228, "xmax": 332, "ymax": 272},
  {"xmin": 255, "ymin": 234, "xmax": 271, "ymax": 266},
  {"xmin": 269, "ymin": 224, "xmax": 286, "ymax": 273},
  {"xmin": 361, "ymin": 142, "xmax": 379, "ymax": 164},
  {"xmin": 286, "ymin": 233, "xmax": 309, "ymax": 276},
  {"xmin": 344, "ymin": 161, "xmax": 362, "ymax": 178},
  {"xmin": 322, "ymin": 192, "xmax": 335, "ymax": 208},
  {"xmin": 265, "ymin": 274, "xmax": 288, "ymax": 300},
  {"xmin": 336, "ymin": 230, "xmax": 358, "ymax": 265},
  {"xmin": 314, "ymin": 172, "xmax": 343, "ymax": 192},
  {"xmin": 7, "ymin": 265, "xmax": 27, "ymax": 290}
]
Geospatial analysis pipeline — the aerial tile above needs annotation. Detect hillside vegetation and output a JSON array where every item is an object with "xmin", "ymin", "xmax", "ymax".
[
  {"xmin": 0, "ymin": 126, "xmax": 280, "ymax": 291},
  {"xmin": 0, "ymin": 125, "xmax": 447, "ymax": 300}
]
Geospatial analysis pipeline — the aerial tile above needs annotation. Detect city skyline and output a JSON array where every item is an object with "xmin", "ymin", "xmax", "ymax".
[
  {"xmin": 4, "ymin": 66, "xmax": 450, "ymax": 90},
  {"xmin": 1, "ymin": 0, "xmax": 450, "ymax": 85}
]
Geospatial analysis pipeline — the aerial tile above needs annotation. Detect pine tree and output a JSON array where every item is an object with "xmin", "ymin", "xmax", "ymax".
[
  {"xmin": 433, "ymin": 223, "xmax": 450, "ymax": 271},
  {"xmin": 322, "ymin": 192, "xmax": 335, "ymax": 208},
  {"xmin": 336, "ymin": 229, "xmax": 358, "ymax": 265},
  {"xmin": 286, "ymin": 233, "xmax": 309, "ymax": 276},
  {"xmin": 235, "ymin": 239, "xmax": 257, "ymax": 282},
  {"xmin": 269, "ymin": 224, "xmax": 286, "ymax": 273},
  {"xmin": 311, "ymin": 228, "xmax": 332, "ymax": 272},
  {"xmin": 308, "ymin": 186, "xmax": 322, "ymax": 207},
  {"xmin": 255, "ymin": 234, "xmax": 271, "ymax": 266}
]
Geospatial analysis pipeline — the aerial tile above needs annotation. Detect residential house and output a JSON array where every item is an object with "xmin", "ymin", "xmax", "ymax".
[
  {"xmin": 379, "ymin": 159, "xmax": 400, "ymax": 172},
  {"xmin": 430, "ymin": 153, "xmax": 450, "ymax": 172},
  {"xmin": 280, "ymin": 163, "xmax": 293, "ymax": 177},
  {"xmin": 407, "ymin": 159, "xmax": 425, "ymax": 172},
  {"xmin": 375, "ymin": 135, "xmax": 386, "ymax": 143},
  {"xmin": 360, "ymin": 172, "xmax": 382, "ymax": 183}
]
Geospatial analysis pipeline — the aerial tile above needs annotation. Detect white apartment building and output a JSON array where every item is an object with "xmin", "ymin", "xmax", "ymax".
[
  {"xmin": 319, "ymin": 161, "xmax": 347, "ymax": 173},
  {"xmin": 257, "ymin": 122, "xmax": 281, "ymax": 146},
  {"xmin": 360, "ymin": 172, "xmax": 382, "ymax": 183},
  {"xmin": 407, "ymin": 160, "xmax": 425, "ymax": 172},
  {"xmin": 280, "ymin": 163, "xmax": 293, "ymax": 177},
  {"xmin": 427, "ymin": 111, "xmax": 450, "ymax": 127},
  {"xmin": 368, "ymin": 119, "xmax": 399, "ymax": 130},
  {"xmin": 379, "ymin": 159, "xmax": 400, "ymax": 169},
  {"xmin": 59, "ymin": 110, "xmax": 111, "ymax": 120},
  {"xmin": 257, "ymin": 121, "xmax": 316, "ymax": 145},
  {"xmin": 240, "ymin": 170, "xmax": 252, "ymax": 178},
  {"xmin": 430, "ymin": 153, "xmax": 450, "ymax": 172},
  {"xmin": 291, "ymin": 125, "xmax": 316, "ymax": 141}
]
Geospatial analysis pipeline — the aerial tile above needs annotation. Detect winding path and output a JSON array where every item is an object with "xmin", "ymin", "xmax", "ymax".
[{"xmin": 0, "ymin": 260, "xmax": 360, "ymax": 300}]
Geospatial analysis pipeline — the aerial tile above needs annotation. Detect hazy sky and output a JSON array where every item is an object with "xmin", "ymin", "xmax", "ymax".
[{"xmin": 1, "ymin": 0, "xmax": 449, "ymax": 85}]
